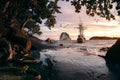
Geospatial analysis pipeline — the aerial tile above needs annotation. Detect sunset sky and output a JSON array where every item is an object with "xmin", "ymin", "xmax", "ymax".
[{"xmin": 37, "ymin": 1, "xmax": 120, "ymax": 40}]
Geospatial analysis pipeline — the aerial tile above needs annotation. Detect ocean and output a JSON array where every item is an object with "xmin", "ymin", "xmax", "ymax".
[{"xmin": 41, "ymin": 39, "xmax": 119, "ymax": 80}]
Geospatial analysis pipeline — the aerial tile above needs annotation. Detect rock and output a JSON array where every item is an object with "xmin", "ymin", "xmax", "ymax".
[
  {"xmin": 59, "ymin": 32, "xmax": 71, "ymax": 41},
  {"xmin": 30, "ymin": 51, "xmax": 53, "ymax": 80},
  {"xmin": 105, "ymin": 39, "xmax": 120, "ymax": 63},
  {"xmin": 59, "ymin": 44, "xmax": 63, "ymax": 47},
  {"xmin": 89, "ymin": 36, "xmax": 119, "ymax": 40},
  {"xmin": 30, "ymin": 36, "xmax": 57, "ymax": 50},
  {"xmin": 29, "ymin": 36, "xmax": 43, "ymax": 50},
  {"xmin": 45, "ymin": 38, "xmax": 52, "ymax": 43},
  {"xmin": 105, "ymin": 39, "xmax": 120, "ymax": 79}
]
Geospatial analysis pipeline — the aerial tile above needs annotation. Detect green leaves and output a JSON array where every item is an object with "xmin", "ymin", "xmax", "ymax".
[
  {"xmin": 45, "ymin": 15, "xmax": 56, "ymax": 29},
  {"xmin": 70, "ymin": 0, "xmax": 118, "ymax": 20},
  {"xmin": 0, "ymin": 0, "xmax": 61, "ymax": 35},
  {"xmin": 24, "ymin": 20, "xmax": 41, "ymax": 35}
]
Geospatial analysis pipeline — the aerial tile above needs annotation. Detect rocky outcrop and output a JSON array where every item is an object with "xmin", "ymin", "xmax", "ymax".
[
  {"xmin": 30, "ymin": 36, "xmax": 57, "ymax": 50},
  {"xmin": 45, "ymin": 38, "xmax": 52, "ymax": 43},
  {"xmin": 89, "ymin": 36, "xmax": 119, "ymax": 40},
  {"xmin": 104, "ymin": 39, "xmax": 120, "ymax": 79},
  {"xmin": 29, "ymin": 36, "xmax": 43, "ymax": 50},
  {"xmin": 105, "ymin": 39, "xmax": 120, "ymax": 63},
  {"xmin": 59, "ymin": 32, "xmax": 71, "ymax": 41}
]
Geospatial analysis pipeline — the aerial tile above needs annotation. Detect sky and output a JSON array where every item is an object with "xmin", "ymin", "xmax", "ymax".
[{"xmin": 36, "ymin": 1, "xmax": 120, "ymax": 40}]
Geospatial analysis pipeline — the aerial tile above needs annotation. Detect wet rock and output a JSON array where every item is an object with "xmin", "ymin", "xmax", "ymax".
[
  {"xmin": 30, "ymin": 36, "xmax": 56, "ymax": 50},
  {"xmin": 105, "ymin": 39, "xmax": 120, "ymax": 63},
  {"xmin": 105, "ymin": 39, "xmax": 120, "ymax": 79},
  {"xmin": 59, "ymin": 32, "xmax": 71, "ymax": 41},
  {"xmin": 30, "ymin": 51, "xmax": 53, "ymax": 80},
  {"xmin": 45, "ymin": 38, "xmax": 52, "ymax": 44}
]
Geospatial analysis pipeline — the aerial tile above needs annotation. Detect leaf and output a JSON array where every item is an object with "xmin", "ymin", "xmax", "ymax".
[
  {"xmin": 109, "ymin": 4, "xmax": 113, "ymax": 9},
  {"xmin": 90, "ymin": 13, "xmax": 94, "ymax": 17}
]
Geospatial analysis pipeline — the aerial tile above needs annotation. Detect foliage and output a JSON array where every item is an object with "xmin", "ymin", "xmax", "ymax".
[
  {"xmin": 24, "ymin": 20, "xmax": 42, "ymax": 35},
  {"xmin": 64, "ymin": 0, "xmax": 120, "ymax": 20},
  {"xmin": 0, "ymin": 0, "xmax": 61, "ymax": 35}
]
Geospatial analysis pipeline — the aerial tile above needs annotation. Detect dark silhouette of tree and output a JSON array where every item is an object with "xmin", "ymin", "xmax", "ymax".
[
  {"xmin": 68, "ymin": 0, "xmax": 120, "ymax": 20},
  {"xmin": 0, "ymin": 0, "xmax": 61, "ymax": 36}
]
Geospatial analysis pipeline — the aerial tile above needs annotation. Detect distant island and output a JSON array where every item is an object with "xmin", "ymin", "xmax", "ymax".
[{"xmin": 89, "ymin": 36, "xmax": 120, "ymax": 40}]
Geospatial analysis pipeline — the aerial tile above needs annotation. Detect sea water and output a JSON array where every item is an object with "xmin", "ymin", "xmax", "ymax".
[{"xmin": 41, "ymin": 39, "xmax": 118, "ymax": 80}]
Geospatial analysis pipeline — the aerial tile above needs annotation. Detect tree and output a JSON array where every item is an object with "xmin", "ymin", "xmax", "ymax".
[
  {"xmin": 68, "ymin": 0, "xmax": 120, "ymax": 21},
  {"xmin": 0, "ymin": 0, "xmax": 62, "ymax": 68},
  {"xmin": 0, "ymin": 0, "xmax": 61, "ymax": 36}
]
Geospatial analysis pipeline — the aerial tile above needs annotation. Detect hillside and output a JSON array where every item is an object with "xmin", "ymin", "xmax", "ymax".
[{"xmin": 89, "ymin": 36, "xmax": 120, "ymax": 40}]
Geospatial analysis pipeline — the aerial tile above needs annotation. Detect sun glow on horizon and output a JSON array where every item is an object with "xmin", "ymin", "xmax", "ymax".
[{"xmin": 90, "ymin": 20, "xmax": 120, "ymax": 27}]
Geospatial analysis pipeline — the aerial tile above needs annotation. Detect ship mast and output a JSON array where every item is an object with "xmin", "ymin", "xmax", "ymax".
[
  {"xmin": 75, "ymin": 17, "xmax": 86, "ymax": 43},
  {"xmin": 78, "ymin": 17, "xmax": 85, "ymax": 36},
  {"xmin": 78, "ymin": 23, "xmax": 84, "ymax": 36}
]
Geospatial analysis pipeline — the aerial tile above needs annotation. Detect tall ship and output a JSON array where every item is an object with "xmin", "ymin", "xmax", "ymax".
[{"xmin": 76, "ymin": 18, "xmax": 86, "ymax": 43}]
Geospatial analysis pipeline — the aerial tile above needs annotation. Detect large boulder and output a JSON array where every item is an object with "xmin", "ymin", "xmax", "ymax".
[
  {"xmin": 29, "ymin": 36, "xmax": 57, "ymax": 51},
  {"xmin": 45, "ymin": 38, "xmax": 52, "ymax": 43},
  {"xmin": 59, "ymin": 32, "xmax": 71, "ymax": 41},
  {"xmin": 105, "ymin": 39, "xmax": 120, "ymax": 63},
  {"xmin": 105, "ymin": 39, "xmax": 120, "ymax": 79},
  {"xmin": 29, "ymin": 36, "xmax": 43, "ymax": 50}
]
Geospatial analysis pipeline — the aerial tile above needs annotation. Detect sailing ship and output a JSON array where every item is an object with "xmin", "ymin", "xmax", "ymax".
[{"xmin": 76, "ymin": 18, "xmax": 86, "ymax": 43}]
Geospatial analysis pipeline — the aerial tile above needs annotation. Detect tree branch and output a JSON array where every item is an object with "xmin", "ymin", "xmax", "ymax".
[
  {"xmin": 21, "ymin": 19, "xmax": 30, "ymax": 30},
  {"xmin": 2, "ymin": 1, "xmax": 10, "ymax": 13}
]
